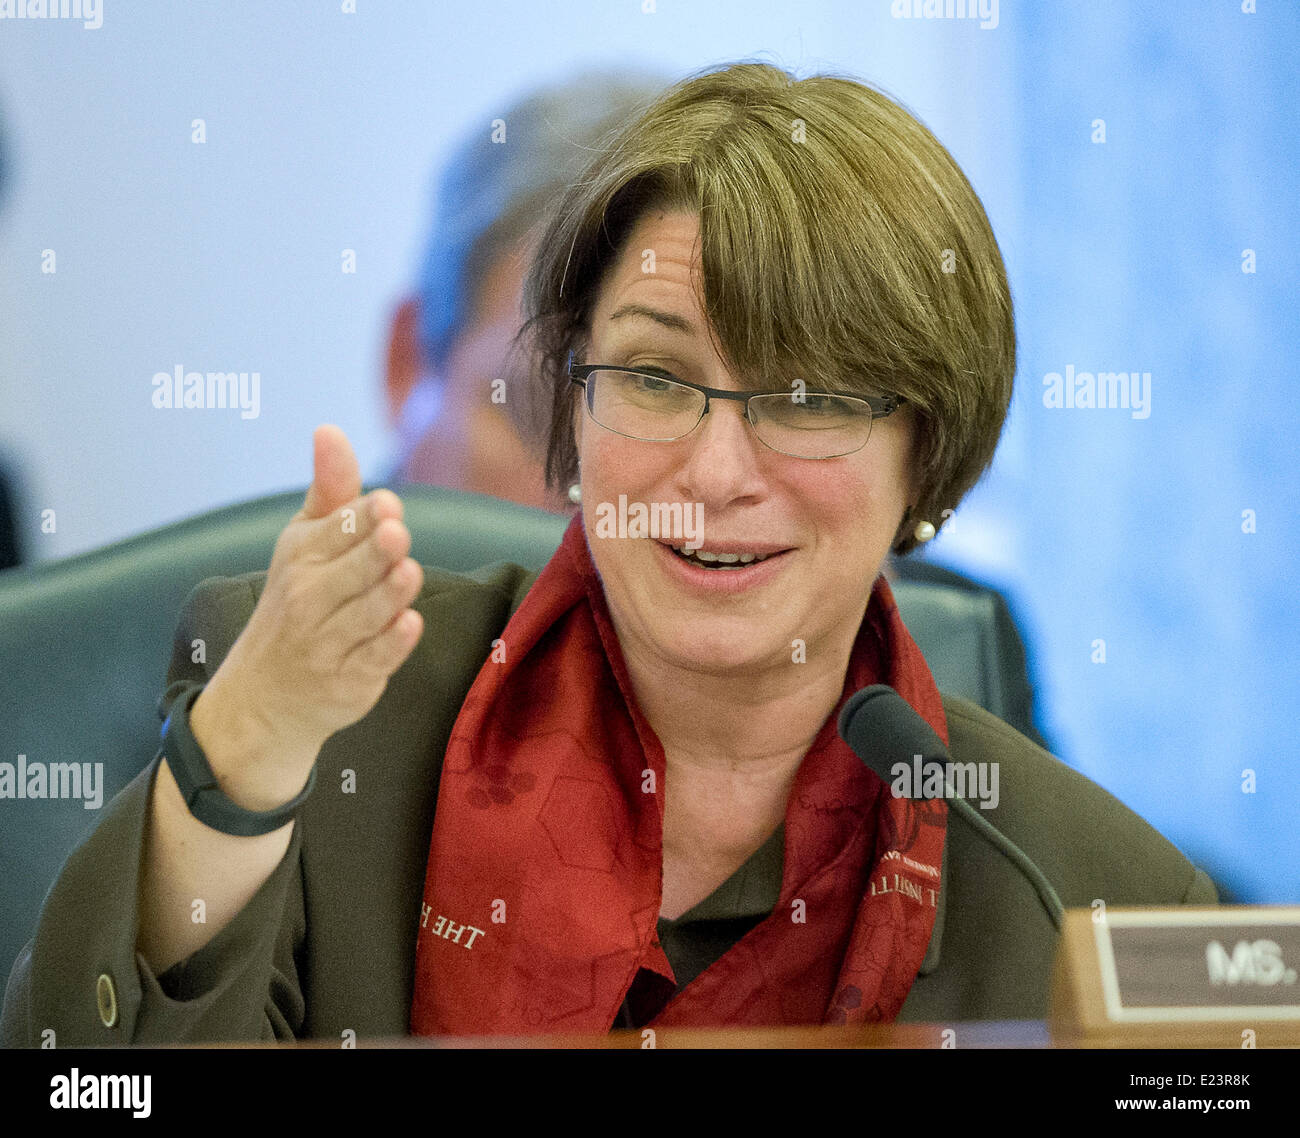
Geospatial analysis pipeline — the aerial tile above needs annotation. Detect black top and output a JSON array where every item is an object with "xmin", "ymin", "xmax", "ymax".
[{"xmin": 613, "ymin": 822, "xmax": 784, "ymax": 1029}]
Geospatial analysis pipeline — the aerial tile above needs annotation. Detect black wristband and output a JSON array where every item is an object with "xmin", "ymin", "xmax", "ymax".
[{"xmin": 158, "ymin": 684, "xmax": 316, "ymax": 837}]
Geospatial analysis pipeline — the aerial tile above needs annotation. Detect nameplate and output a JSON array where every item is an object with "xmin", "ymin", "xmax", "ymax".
[{"xmin": 1050, "ymin": 907, "xmax": 1300, "ymax": 1047}]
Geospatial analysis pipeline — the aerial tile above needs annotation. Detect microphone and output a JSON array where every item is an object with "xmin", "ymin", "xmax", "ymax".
[{"xmin": 837, "ymin": 684, "xmax": 1064, "ymax": 931}]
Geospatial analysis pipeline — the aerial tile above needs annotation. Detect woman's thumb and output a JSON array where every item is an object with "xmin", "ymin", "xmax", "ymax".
[{"xmin": 300, "ymin": 424, "xmax": 363, "ymax": 520}]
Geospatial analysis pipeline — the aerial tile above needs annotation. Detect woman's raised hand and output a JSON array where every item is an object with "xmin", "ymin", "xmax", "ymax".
[{"xmin": 192, "ymin": 425, "xmax": 424, "ymax": 805}]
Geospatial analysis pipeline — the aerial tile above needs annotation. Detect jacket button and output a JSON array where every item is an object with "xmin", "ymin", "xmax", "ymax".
[{"xmin": 96, "ymin": 973, "xmax": 118, "ymax": 1028}]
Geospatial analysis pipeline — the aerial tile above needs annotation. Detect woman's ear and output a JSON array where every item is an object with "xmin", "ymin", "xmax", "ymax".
[
  {"xmin": 892, "ymin": 505, "xmax": 914, "ymax": 552},
  {"xmin": 898, "ymin": 406, "xmax": 928, "ymax": 520},
  {"xmin": 569, "ymin": 336, "xmax": 589, "ymax": 458},
  {"xmin": 571, "ymin": 388, "xmax": 583, "ymax": 453}
]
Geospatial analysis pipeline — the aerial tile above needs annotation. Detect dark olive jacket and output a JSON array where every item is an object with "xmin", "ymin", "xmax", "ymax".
[{"xmin": 1, "ymin": 562, "xmax": 1219, "ymax": 1046}]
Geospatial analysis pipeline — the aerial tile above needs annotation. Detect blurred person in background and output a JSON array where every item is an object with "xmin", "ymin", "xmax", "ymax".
[{"xmin": 382, "ymin": 70, "xmax": 670, "ymax": 510}]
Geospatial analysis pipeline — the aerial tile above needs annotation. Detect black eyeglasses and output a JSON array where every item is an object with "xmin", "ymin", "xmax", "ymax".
[{"xmin": 567, "ymin": 357, "xmax": 904, "ymax": 459}]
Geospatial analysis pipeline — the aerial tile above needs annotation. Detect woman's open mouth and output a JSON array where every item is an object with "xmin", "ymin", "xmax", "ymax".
[
  {"xmin": 668, "ymin": 546, "xmax": 775, "ymax": 569},
  {"xmin": 654, "ymin": 539, "xmax": 793, "ymax": 592}
]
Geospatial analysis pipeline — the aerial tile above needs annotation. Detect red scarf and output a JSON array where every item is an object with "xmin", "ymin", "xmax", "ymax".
[{"xmin": 409, "ymin": 516, "xmax": 948, "ymax": 1035}]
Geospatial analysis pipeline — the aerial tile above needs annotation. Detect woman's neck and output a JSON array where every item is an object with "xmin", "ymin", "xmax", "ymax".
[{"xmin": 613, "ymin": 614, "xmax": 864, "ymax": 858}]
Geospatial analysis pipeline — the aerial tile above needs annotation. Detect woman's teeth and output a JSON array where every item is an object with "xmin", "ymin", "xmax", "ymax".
[{"xmin": 671, "ymin": 546, "xmax": 772, "ymax": 569}]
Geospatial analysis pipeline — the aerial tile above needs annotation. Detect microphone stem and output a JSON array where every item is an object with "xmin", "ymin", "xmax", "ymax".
[{"xmin": 945, "ymin": 792, "xmax": 1065, "ymax": 931}]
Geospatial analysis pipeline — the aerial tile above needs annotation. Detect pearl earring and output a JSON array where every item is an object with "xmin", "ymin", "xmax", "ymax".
[
  {"xmin": 913, "ymin": 520, "xmax": 936, "ymax": 543},
  {"xmin": 568, "ymin": 482, "xmax": 582, "ymax": 505}
]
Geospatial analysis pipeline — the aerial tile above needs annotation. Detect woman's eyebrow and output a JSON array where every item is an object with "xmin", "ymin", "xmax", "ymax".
[{"xmin": 607, "ymin": 304, "xmax": 696, "ymax": 335}]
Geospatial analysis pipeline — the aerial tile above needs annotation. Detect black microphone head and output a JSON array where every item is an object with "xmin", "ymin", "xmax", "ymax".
[
  {"xmin": 837, "ymin": 684, "xmax": 950, "ymax": 796},
  {"xmin": 839, "ymin": 686, "xmax": 1060, "ymax": 925}
]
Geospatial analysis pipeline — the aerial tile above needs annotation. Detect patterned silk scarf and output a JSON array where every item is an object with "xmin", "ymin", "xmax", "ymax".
[{"xmin": 409, "ymin": 516, "xmax": 948, "ymax": 1034}]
